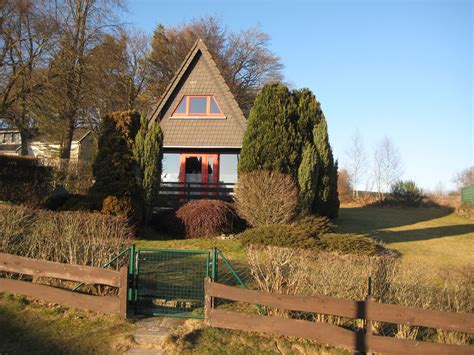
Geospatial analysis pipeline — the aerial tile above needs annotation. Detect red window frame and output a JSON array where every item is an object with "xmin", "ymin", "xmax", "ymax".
[{"xmin": 172, "ymin": 95, "xmax": 225, "ymax": 117}]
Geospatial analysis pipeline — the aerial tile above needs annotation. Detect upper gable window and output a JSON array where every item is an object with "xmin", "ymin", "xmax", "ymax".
[{"xmin": 172, "ymin": 95, "xmax": 224, "ymax": 117}]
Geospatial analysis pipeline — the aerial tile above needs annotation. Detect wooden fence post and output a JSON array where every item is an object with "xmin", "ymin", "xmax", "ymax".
[{"xmin": 119, "ymin": 266, "xmax": 128, "ymax": 318}]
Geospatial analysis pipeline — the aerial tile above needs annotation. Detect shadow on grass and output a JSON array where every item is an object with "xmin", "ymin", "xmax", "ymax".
[
  {"xmin": 375, "ymin": 224, "xmax": 474, "ymax": 243},
  {"xmin": 0, "ymin": 303, "xmax": 70, "ymax": 354},
  {"xmin": 335, "ymin": 207, "xmax": 455, "ymax": 233}
]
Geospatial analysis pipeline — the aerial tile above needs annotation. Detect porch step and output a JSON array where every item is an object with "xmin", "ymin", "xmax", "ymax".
[{"xmin": 132, "ymin": 330, "xmax": 169, "ymax": 346}]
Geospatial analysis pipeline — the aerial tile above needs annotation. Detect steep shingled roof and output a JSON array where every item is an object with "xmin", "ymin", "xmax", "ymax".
[{"xmin": 148, "ymin": 39, "xmax": 247, "ymax": 148}]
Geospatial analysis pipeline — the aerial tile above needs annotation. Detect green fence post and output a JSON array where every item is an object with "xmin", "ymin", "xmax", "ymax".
[
  {"xmin": 211, "ymin": 247, "xmax": 217, "ymax": 281},
  {"xmin": 128, "ymin": 244, "xmax": 135, "ymax": 302}
]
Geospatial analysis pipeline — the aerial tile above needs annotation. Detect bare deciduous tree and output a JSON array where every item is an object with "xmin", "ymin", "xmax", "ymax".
[
  {"xmin": 44, "ymin": 0, "xmax": 124, "ymax": 158},
  {"xmin": 372, "ymin": 136, "xmax": 404, "ymax": 197},
  {"xmin": 345, "ymin": 129, "xmax": 367, "ymax": 198},
  {"xmin": 453, "ymin": 166, "xmax": 474, "ymax": 189},
  {"xmin": 0, "ymin": 0, "xmax": 58, "ymax": 154}
]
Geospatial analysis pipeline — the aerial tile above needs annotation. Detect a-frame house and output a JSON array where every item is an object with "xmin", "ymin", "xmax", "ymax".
[{"xmin": 148, "ymin": 39, "xmax": 246, "ymax": 187}]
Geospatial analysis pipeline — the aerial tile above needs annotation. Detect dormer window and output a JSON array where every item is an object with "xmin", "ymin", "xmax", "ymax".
[{"xmin": 172, "ymin": 95, "xmax": 224, "ymax": 117}]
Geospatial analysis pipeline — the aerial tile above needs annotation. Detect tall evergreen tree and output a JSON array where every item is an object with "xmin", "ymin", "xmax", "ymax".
[
  {"xmin": 312, "ymin": 116, "xmax": 339, "ymax": 217},
  {"xmin": 239, "ymin": 83, "xmax": 340, "ymax": 217},
  {"xmin": 238, "ymin": 83, "xmax": 299, "ymax": 178},
  {"xmin": 297, "ymin": 143, "xmax": 319, "ymax": 214},
  {"xmin": 134, "ymin": 116, "xmax": 164, "ymax": 223},
  {"xmin": 91, "ymin": 110, "xmax": 141, "ymax": 198}
]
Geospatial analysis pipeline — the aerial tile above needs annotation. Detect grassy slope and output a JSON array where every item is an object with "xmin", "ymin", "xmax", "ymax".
[
  {"xmin": 0, "ymin": 294, "xmax": 134, "ymax": 354},
  {"xmin": 335, "ymin": 207, "xmax": 474, "ymax": 266}
]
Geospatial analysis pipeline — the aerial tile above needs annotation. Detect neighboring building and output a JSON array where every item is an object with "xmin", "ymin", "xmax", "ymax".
[
  {"xmin": 0, "ymin": 129, "xmax": 21, "ymax": 155},
  {"xmin": 148, "ymin": 39, "xmax": 247, "ymax": 186},
  {"xmin": 0, "ymin": 128, "xmax": 93, "ymax": 160}
]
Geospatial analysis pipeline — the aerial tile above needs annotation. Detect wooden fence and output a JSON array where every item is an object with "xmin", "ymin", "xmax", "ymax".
[
  {"xmin": 0, "ymin": 253, "xmax": 128, "ymax": 318},
  {"xmin": 204, "ymin": 279, "xmax": 474, "ymax": 354}
]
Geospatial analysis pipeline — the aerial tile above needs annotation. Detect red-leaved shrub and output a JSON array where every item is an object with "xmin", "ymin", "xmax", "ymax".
[{"xmin": 175, "ymin": 200, "xmax": 244, "ymax": 239}]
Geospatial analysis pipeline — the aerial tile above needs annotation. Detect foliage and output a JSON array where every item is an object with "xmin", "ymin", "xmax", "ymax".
[
  {"xmin": 175, "ymin": 200, "xmax": 244, "ymax": 239},
  {"xmin": 239, "ymin": 224, "xmax": 380, "ymax": 255},
  {"xmin": 101, "ymin": 195, "xmax": 143, "ymax": 226},
  {"xmin": 147, "ymin": 17, "xmax": 283, "ymax": 114},
  {"xmin": 390, "ymin": 180, "xmax": 424, "ymax": 207},
  {"xmin": 319, "ymin": 233, "xmax": 381, "ymax": 255},
  {"xmin": 238, "ymin": 83, "xmax": 339, "ymax": 218},
  {"xmin": 297, "ymin": 143, "xmax": 319, "ymax": 214},
  {"xmin": 0, "ymin": 155, "xmax": 53, "ymax": 207},
  {"xmin": 234, "ymin": 170, "xmax": 298, "ymax": 226},
  {"xmin": 91, "ymin": 110, "xmax": 142, "ymax": 199},
  {"xmin": 133, "ymin": 115, "xmax": 163, "ymax": 223},
  {"xmin": 312, "ymin": 115, "xmax": 339, "ymax": 217},
  {"xmin": 0, "ymin": 204, "xmax": 133, "ymax": 267},
  {"xmin": 238, "ymin": 84, "xmax": 299, "ymax": 177},
  {"xmin": 239, "ymin": 224, "xmax": 323, "ymax": 250},
  {"xmin": 292, "ymin": 215, "xmax": 334, "ymax": 238}
]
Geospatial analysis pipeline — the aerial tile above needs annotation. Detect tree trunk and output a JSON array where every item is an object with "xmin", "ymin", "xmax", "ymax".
[
  {"xmin": 60, "ymin": 120, "xmax": 75, "ymax": 159},
  {"xmin": 19, "ymin": 129, "xmax": 29, "ymax": 156}
]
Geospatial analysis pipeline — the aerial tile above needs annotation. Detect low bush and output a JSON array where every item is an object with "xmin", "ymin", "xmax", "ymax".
[
  {"xmin": 234, "ymin": 170, "xmax": 298, "ymax": 226},
  {"xmin": 175, "ymin": 200, "xmax": 244, "ymax": 239},
  {"xmin": 239, "ymin": 224, "xmax": 323, "ymax": 250},
  {"xmin": 0, "ymin": 155, "xmax": 53, "ymax": 206},
  {"xmin": 101, "ymin": 195, "xmax": 143, "ymax": 226},
  {"xmin": 292, "ymin": 215, "xmax": 334, "ymax": 238},
  {"xmin": 320, "ymin": 233, "xmax": 381, "ymax": 255},
  {"xmin": 239, "ymin": 220, "xmax": 381, "ymax": 256},
  {"xmin": 390, "ymin": 180, "xmax": 424, "ymax": 207},
  {"xmin": 0, "ymin": 204, "xmax": 133, "ymax": 267}
]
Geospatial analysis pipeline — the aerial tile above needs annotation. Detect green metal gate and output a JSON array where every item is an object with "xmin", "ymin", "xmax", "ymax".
[{"xmin": 131, "ymin": 248, "xmax": 211, "ymax": 318}]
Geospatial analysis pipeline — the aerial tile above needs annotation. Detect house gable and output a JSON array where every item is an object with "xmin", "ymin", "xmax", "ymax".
[{"xmin": 149, "ymin": 40, "xmax": 246, "ymax": 149}]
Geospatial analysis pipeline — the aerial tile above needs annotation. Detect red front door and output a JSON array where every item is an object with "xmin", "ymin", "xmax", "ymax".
[{"xmin": 178, "ymin": 153, "xmax": 220, "ymax": 186}]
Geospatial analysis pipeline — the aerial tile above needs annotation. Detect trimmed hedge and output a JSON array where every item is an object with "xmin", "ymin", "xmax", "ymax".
[
  {"xmin": 0, "ymin": 155, "xmax": 53, "ymax": 206},
  {"xmin": 0, "ymin": 204, "xmax": 133, "ymax": 266},
  {"xmin": 174, "ymin": 200, "xmax": 245, "ymax": 239}
]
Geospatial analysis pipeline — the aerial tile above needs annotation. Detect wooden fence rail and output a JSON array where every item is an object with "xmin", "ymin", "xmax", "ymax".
[
  {"xmin": 204, "ymin": 279, "xmax": 474, "ymax": 354},
  {"xmin": 0, "ymin": 253, "xmax": 127, "ymax": 318}
]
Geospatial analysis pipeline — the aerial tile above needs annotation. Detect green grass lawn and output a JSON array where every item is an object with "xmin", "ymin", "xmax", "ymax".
[
  {"xmin": 335, "ymin": 206, "xmax": 474, "ymax": 267},
  {"xmin": 0, "ymin": 293, "xmax": 134, "ymax": 354}
]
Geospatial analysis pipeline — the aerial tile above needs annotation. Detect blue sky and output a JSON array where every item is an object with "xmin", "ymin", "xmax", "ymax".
[{"xmin": 122, "ymin": 0, "xmax": 472, "ymax": 191}]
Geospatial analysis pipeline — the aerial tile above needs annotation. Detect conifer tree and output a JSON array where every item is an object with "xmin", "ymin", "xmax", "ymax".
[
  {"xmin": 92, "ymin": 110, "xmax": 141, "ymax": 198},
  {"xmin": 239, "ymin": 83, "xmax": 340, "ymax": 218},
  {"xmin": 134, "ymin": 115, "xmax": 164, "ymax": 223},
  {"xmin": 238, "ymin": 83, "xmax": 299, "ymax": 178},
  {"xmin": 312, "ymin": 116, "xmax": 339, "ymax": 217},
  {"xmin": 297, "ymin": 143, "xmax": 319, "ymax": 214}
]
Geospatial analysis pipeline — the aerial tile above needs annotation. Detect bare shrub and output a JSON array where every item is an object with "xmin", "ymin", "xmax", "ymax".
[
  {"xmin": 175, "ymin": 200, "xmax": 244, "ymax": 238},
  {"xmin": 0, "ymin": 204, "xmax": 35, "ymax": 254},
  {"xmin": 435, "ymin": 265, "xmax": 473, "ymax": 345},
  {"xmin": 0, "ymin": 205, "xmax": 133, "ymax": 267},
  {"xmin": 245, "ymin": 245, "xmax": 473, "ymax": 344},
  {"xmin": 46, "ymin": 158, "xmax": 94, "ymax": 195},
  {"xmin": 234, "ymin": 170, "xmax": 298, "ymax": 226},
  {"xmin": 246, "ymin": 245, "xmax": 311, "ymax": 316}
]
